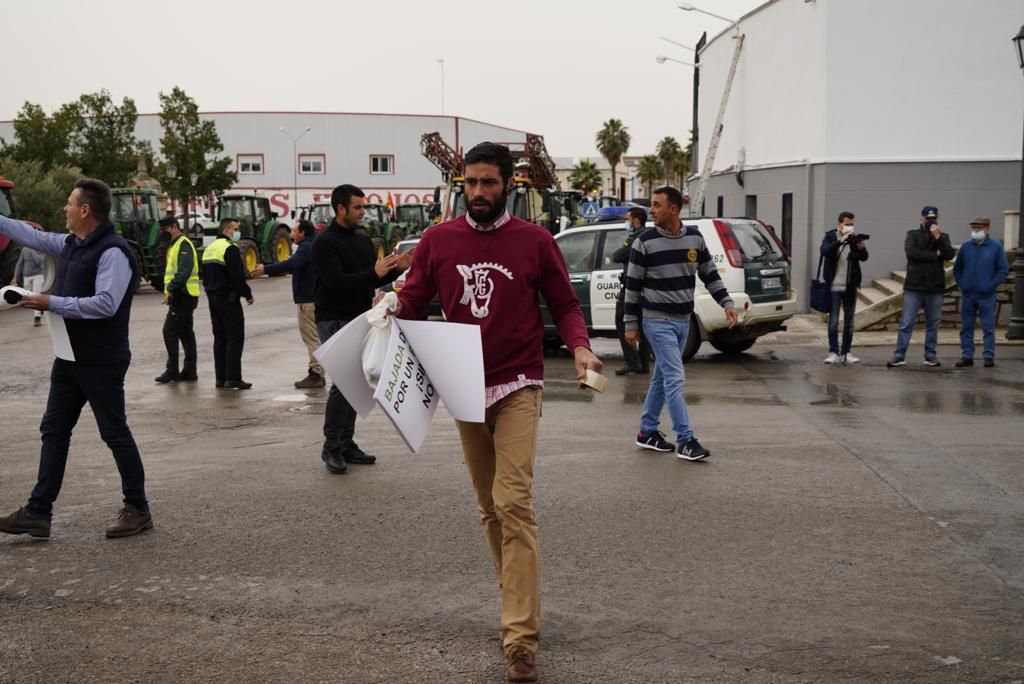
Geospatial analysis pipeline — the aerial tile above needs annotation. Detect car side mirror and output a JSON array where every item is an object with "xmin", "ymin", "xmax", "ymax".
[{"xmin": 271, "ymin": 211, "xmax": 279, "ymax": 218}]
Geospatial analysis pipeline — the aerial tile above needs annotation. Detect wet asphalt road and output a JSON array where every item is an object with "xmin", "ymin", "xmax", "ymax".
[{"xmin": 1, "ymin": 277, "xmax": 1023, "ymax": 683}]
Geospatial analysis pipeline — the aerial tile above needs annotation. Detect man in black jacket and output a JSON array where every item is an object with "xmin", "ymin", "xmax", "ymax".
[
  {"xmin": 612, "ymin": 207, "xmax": 650, "ymax": 375},
  {"xmin": 819, "ymin": 211, "xmax": 868, "ymax": 365},
  {"xmin": 313, "ymin": 184, "xmax": 413, "ymax": 473},
  {"xmin": 202, "ymin": 218, "xmax": 254, "ymax": 390},
  {"xmin": 252, "ymin": 219, "xmax": 322, "ymax": 388},
  {"xmin": 888, "ymin": 206, "xmax": 955, "ymax": 368}
]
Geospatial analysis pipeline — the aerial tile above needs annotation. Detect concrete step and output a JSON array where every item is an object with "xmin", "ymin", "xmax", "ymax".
[
  {"xmin": 892, "ymin": 270, "xmax": 907, "ymax": 284},
  {"xmin": 856, "ymin": 286, "xmax": 887, "ymax": 308},
  {"xmin": 874, "ymin": 277, "xmax": 903, "ymax": 297}
]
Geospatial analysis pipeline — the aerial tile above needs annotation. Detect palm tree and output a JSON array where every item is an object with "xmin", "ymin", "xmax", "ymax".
[
  {"xmin": 636, "ymin": 155, "xmax": 662, "ymax": 198},
  {"xmin": 595, "ymin": 119, "xmax": 630, "ymax": 198},
  {"xmin": 656, "ymin": 136, "xmax": 682, "ymax": 186},
  {"xmin": 568, "ymin": 159, "xmax": 602, "ymax": 193},
  {"xmin": 671, "ymin": 148, "xmax": 692, "ymax": 187}
]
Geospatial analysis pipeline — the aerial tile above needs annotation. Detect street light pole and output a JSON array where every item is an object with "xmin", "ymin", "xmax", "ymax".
[
  {"xmin": 657, "ymin": 55, "xmax": 701, "ymax": 69},
  {"xmin": 1006, "ymin": 25, "xmax": 1024, "ymax": 339},
  {"xmin": 279, "ymin": 126, "xmax": 311, "ymax": 216},
  {"xmin": 437, "ymin": 59, "xmax": 446, "ymax": 115},
  {"xmin": 677, "ymin": 2, "xmax": 738, "ymax": 27}
]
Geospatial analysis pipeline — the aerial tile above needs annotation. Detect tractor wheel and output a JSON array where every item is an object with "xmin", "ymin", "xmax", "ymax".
[
  {"xmin": 238, "ymin": 239, "xmax": 260, "ymax": 277},
  {"xmin": 149, "ymin": 242, "xmax": 167, "ymax": 292},
  {"xmin": 129, "ymin": 245, "xmax": 146, "ymax": 292},
  {"xmin": 267, "ymin": 225, "xmax": 292, "ymax": 271},
  {"xmin": 709, "ymin": 338, "xmax": 756, "ymax": 355},
  {"xmin": 389, "ymin": 229, "xmax": 405, "ymax": 252},
  {"xmin": 38, "ymin": 254, "xmax": 58, "ymax": 294},
  {"xmin": 683, "ymin": 318, "xmax": 702, "ymax": 361},
  {"xmin": 0, "ymin": 244, "xmax": 22, "ymax": 285},
  {"xmin": 371, "ymin": 236, "xmax": 386, "ymax": 260}
]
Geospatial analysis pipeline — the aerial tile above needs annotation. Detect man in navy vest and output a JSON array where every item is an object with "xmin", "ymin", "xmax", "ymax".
[{"xmin": 0, "ymin": 179, "xmax": 152, "ymax": 540}]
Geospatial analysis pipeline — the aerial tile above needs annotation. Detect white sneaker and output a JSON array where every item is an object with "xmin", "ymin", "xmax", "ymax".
[
  {"xmin": 824, "ymin": 353, "xmax": 840, "ymax": 364},
  {"xmin": 843, "ymin": 353, "xmax": 860, "ymax": 364}
]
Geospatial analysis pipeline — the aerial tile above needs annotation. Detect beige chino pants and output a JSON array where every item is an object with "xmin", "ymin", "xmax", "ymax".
[{"xmin": 297, "ymin": 303, "xmax": 323, "ymax": 375}]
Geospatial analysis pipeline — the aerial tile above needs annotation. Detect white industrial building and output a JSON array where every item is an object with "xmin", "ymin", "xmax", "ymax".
[
  {"xmin": 0, "ymin": 112, "xmax": 533, "ymax": 216},
  {"xmin": 688, "ymin": 0, "xmax": 1023, "ymax": 309}
]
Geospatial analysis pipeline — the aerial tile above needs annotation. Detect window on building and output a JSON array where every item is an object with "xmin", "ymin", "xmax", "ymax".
[
  {"xmin": 238, "ymin": 154, "xmax": 263, "ymax": 175},
  {"xmin": 781, "ymin": 193, "xmax": 793, "ymax": 256},
  {"xmin": 370, "ymin": 154, "xmax": 394, "ymax": 175},
  {"xmin": 745, "ymin": 194, "xmax": 758, "ymax": 219},
  {"xmin": 299, "ymin": 154, "xmax": 325, "ymax": 175},
  {"xmin": 716, "ymin": 195, "xmax": 724, "ymax": 218}
]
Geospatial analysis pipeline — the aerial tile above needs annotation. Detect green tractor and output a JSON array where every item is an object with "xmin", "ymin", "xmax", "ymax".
[
  {"xmin": 213, "ymin": 192, "xmax": 292, "ymax": 275},
  {"xmin": 109, "ymin": 187, "xmax": 181, "ymax": 291},
  {"xmin": 361, "ymin": 202, "xmax": 402, "ymax": 256},
  {"xmin": 393, "ymin": 203, "xmax": 431, "ymax": 241}
]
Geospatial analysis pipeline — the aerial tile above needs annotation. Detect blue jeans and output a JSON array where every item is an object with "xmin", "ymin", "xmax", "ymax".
[
  {"xmin": 640, "ymin": 318, "xmax": 693, "ymax": 442},
  {"xmin": 893, "ymin": 290, "xmax": 944, "ymax": 360},
  {"xmin": 960, "ymin": 292, "xmax": 997, "ymax": 360},
  {"xmin": 827, "ymin": 290, "xmax": 856, "ymax": 355},
  {"xmin": 29, "ymin": 359, "xmax": 148, "ymax": 517}
]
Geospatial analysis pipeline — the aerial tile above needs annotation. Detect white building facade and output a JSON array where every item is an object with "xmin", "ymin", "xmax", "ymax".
[{"xmin": 689, "ymin": 0, "xmax": 1023, "ymax": 309}]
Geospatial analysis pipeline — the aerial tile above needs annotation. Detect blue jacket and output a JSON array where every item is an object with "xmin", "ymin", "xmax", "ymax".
[
  {"xmin": 954, "ymin": 237, "xmax": 1008, "ymax": 296},
  {"xmin": 264, "ymin": 238, "xmax": 315, "ymax": 304}
]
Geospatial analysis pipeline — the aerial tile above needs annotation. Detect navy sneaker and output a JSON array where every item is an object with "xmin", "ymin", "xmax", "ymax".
[
  {"xmin": 635, "ymin": 430, "xmax": 674, "ymax": 452},
  {"xmin": 677, "ymin": 438, "xmax": 711, "ymax": 461},
  {"xmin": 923, "ymin": 358, "xmax": 941, "ymax": 367},
  {"xmin": 886, "ymin": 357, "xmax": 906, "ymax": 368}
]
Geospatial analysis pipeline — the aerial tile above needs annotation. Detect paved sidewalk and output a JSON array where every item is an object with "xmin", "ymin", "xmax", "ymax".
[{"xmin": 760, "ymin": 313, "xmax": 1024, "ymax": 348}]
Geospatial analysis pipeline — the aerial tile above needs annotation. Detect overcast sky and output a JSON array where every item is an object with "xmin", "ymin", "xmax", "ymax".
[{"xmin": 2, "ymin": 0, "xmax": 763, "ymax": 159}]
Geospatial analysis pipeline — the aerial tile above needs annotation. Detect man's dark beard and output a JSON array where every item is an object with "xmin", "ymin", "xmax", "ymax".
[{"xmin": 467, "ymin": 192, "xmax": 506, "ymax": 224}]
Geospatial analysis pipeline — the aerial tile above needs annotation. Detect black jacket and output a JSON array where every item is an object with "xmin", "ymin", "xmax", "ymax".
[
  {"xmin": 312, "ymin": 219, "xmax": 399, "ymax": 322},
  {"xmin": 819, "ymin": 229, "xmax": 869, "ymax": 291},
  {"xmin": 202, "ymin": 237, "xmax": 253, "ymax": 300},
  {"xmin": 904, "ymin": 226, "xmax": 955, "ymax": 293},
  {"xmin": 265, "ymin": 238, "xmax": 315, "ymax": 304}
]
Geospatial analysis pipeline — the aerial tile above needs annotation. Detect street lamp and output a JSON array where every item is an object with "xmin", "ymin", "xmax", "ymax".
[
  {"xmin": 677, "ymin": 2, "xmax": 738, "ymax": 26},
  {"xmin": 279, "ymin": 126, "xmax": 311, "ymax": 216},
  {"xmin": 660, "ymin": 36, "xmax": 695, "ymax": 52},
  {"xmin": 1006, "ymin": 25, "xmax": 1024, "ymax": 339},
  {"xmin": 436, "ymin": 58, "xmax": 446, "ymax": 115},
  {"xmin": 656, "ymin": 55, "xmax": 700, "ymax": 69}
]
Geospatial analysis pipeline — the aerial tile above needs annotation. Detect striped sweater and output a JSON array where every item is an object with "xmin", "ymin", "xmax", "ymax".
[{"xmin": 623, "ymin": 224, "xmax": 734, "ymax": 330}]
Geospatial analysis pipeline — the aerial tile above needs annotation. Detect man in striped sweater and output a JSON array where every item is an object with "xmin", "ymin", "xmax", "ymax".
[{"xmin": 623, "ymin": 186, "xmax": 737, "ymax": 461}]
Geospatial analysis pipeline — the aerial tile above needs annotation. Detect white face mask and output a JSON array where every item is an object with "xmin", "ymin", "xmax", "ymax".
[
  {"xmin": 971, "ymin": 230, "xmax": 986, "ymax": 242},
  {"xmin": 841, "ymin": 225, "xmax": 854, "ymax": 235}
]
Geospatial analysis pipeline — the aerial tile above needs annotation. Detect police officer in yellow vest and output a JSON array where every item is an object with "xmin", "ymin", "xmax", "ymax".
[
  {"xmin": 155, "ymin": 216, "xmax": 200, "ymax": 384},
  {"xmin": 202, "ymin": 218, "xmax": 254, "ymax": 390}
]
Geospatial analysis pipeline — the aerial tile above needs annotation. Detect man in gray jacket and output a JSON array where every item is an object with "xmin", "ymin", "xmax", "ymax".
[{"xmin": 11, "ymin": 246, "xmax": 46, "ymax": 326}]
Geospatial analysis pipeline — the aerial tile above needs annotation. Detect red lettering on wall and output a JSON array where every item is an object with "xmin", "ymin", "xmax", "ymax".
[{"xmin": 270, "ymin": 193, "xmax": 290, "ymax": 218}]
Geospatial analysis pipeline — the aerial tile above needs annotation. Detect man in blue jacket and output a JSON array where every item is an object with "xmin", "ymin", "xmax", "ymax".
[
  {"xmin": 953, "ymin": 216, "xmax": 1008, "ymax": 368},
  {"xmin": 252, "ymin": 219, "xmax": 323, "ymax": 388}
]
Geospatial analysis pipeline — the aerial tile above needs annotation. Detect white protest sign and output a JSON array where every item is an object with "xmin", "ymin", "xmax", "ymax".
[
  {"xmin": 45, "ymin": 313, "xmax": 75, "ymax": 362},
  {"xmin": 312, "ymin": 315, "xmax": 376, "ymax": 417},
  {"xmin": 373, "ymin": 324, "xmax": 439, "ymax": 453},
  {"xmin": 395, "ymin": 319, "xmax": 484, "ymax": 423}
]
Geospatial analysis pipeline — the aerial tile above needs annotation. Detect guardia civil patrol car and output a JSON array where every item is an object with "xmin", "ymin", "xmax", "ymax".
[{"xmin": 544, "ymin": 218, "xmax": 797, "ymax": 359}]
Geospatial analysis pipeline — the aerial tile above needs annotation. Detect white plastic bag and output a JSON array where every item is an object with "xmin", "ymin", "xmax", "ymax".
[
  {"xmin": 361, "ymin": 292, "xmax": 398, "ymax": 388},
  {"xmin": 0, "ymin": 285, "xmax": 31, "ymax": 311}
]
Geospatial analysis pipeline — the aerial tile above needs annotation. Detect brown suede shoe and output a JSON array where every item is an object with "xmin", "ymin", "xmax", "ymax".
[
  {"xmin": 506, "ymin": 646, "xmax": 538, "ymax": 682},
  {"xmin": 105, "ymin": 504, "xmax": 153, "ymax": 538},
  {"xmin": 0, "ymin": 507, "xmax": 51, "ymax": 539},
  {"xmin": 295, "ymin": 372, "xmax": 326, "ymax": 389}
]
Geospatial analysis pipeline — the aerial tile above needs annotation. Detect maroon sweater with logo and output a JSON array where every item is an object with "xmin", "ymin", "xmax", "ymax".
[{"xmin": 396, "ymin": 215, "xmax": 590, "ymax": 387}]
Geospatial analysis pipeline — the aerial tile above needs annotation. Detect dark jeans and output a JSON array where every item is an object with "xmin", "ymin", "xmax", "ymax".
[
  {"xmin": 163, "ymin": 294, "xmax": 198, "ymax": 375},
  {"xmin": 615, "ymin": 298, "xmax": 650, "ymax": 370},
  {"xmin": 28, "ymin": 359, "xmax": 147, "ymax": 517},
  {"xmin": 208, "ymin": 293, "xmax": 245, "ymax": 383},
  {"xmin": 827, "ymin": 290, "xmax": 857, "ymax": 355},
  {"xmin": 317, "ymin": 319, "xmax": 358, "ymax": 452},
  {"xmin": 960, "ymin": 292, "xmax": 997, "ymax": 360}
]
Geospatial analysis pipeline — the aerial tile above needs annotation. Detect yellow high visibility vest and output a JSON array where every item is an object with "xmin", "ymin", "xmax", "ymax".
[
  {"xmin": 202, "ymin": 236, "xmax": 234, "ymax": 265},
  {"xmin": 164, "ymin": 234, "xmax": 200, "ymax": 297}
]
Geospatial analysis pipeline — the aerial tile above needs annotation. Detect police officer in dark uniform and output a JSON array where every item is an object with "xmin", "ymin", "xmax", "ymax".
[
  {"xmin": 202, "ymin": 218, "xmax": 254, "ymax": 390},
  {"xmin": 155, "ymin": 216, "xmax": 200, "ymax": 383},
  {"xmin": 612, "ymin": 207, "xmax": 650, "ymax": 375}
]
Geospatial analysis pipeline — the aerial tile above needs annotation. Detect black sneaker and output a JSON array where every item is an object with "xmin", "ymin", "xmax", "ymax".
[
  {"xmin": 154, "ymin": 372, "xmax": 179, "ymax": 384},
  {"xmin": 955, "ymin": 358, "xmax": 973, "ymax": 368},
  {"xmin": 923, "ymin": 358, "xmax": 941, "ymax": 367},
  {"xmin": 984, "ymin": 358, "xmax": 994, "ymax": 368},
  {"xmin": 0, "ymin": 506, "xmax": 51, "ymax": 538},
  {"xmin": 886, "ymin": 358, "xmax": 906, "ymax": 368},
  {"xmin": 635, "ymin": 430, "xmax": 674, "ymax": 452},
  {"xmin": 677, "ymin": 438, "xmax": 711, "ymax": 461},
  {"xmin": 223, "ymin": 381, "xmax": 253, "ymax": 390}
]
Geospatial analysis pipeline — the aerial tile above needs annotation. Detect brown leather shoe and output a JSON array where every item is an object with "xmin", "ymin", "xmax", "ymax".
[
  {"xmin": 0, "ymin": 507, "xmax": 51, "ymax": 539},
  {"xmin": 105, "ymin": 504, "xmax": 153, "ymax": 538},
  {"xmin": 506, "ymin": 646, "xmax": 538, "ymax": 682},
  {"xmin": 295, "ymin": 372, "xmax": 326, "ymax": 389}
]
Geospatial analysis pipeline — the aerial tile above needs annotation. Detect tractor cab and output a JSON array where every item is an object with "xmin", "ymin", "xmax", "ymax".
[
  {"xmin": 0, "ymin": 177, "xmax": 18, "ymax": 285},
  {"xmin": 216, "ymin": 192, "xmax": 292, "ymax": 273},
  {"xmin": 0, "ymin": 179, "xmax": 13, "ymax": 217},
  {"xmin": 110, "ymin": 188, "xmax": 168, "ymax": 290},
  {"xmin": 394, "ymin": 203, "xmax": 430, "ymax": 238},
  {"xmin": 304, "ymin": 203, "xmax": 334, "ymax": 232}
]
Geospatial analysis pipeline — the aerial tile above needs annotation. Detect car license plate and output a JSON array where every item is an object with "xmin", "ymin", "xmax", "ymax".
[{"xmin": 761, "ymin": 277, "xmax": 781, "ymax": 289}]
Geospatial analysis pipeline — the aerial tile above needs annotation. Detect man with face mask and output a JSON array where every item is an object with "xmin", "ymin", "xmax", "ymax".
[
  {"xmin": 819, "ymin": 211, "xmax": 868, "ymax": 364},
  {"xmin": 155, "ymin": 216, "xmax": 199, "ymax": 384},
  {"xmin": 953, "ymin": 216, "xmax": 1008, "ymax": 367},
  {"xmin": 395, "ymin": 142, "xmax": 601, "ymax": 682},
  {"xmin": 202, "ymin": 218, "xmax": 253, "ymax": 390}
]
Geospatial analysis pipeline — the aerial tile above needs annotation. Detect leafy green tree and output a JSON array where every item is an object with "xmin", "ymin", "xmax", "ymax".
[
  {"xmin": 595, "ymin": 119, "xmax": 630, "ymax": 198},
  {"xmin": 0, "ymin": 157, "xmax": 81, "ymax": 232},
  {"xmin": 0, "ymin": 102, "xmax": 79, "ymax": 171},
  {"xmin": 568, "ymin": 159, "xmax": 602, "ymax": 193},
  {"xmin": 65, "ymin": 90, "xmax": 144, "ymax": 187},
  {"xmin": 656, "ymin": 136, "xmax": 682, "ymax": 186},
  {"xmin": 155, "ymin": 86, "xmax": 237, "ymax": 212},
  {"xmin": 636, "ymin": 155, "xmax": 663, "ymax": 198}
]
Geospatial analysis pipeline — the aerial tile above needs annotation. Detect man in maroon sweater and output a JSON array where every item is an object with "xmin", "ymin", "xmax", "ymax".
[{"xmin": 396, "ymin": 142, "xmax": 601, "ymax": 682}]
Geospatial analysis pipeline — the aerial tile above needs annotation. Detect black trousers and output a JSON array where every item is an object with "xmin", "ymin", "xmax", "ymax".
[
  {"xmin": 316, "ymin": 318, "xmax": 358, "ymax": 452},
  {"xmin": 163, "ymin": 294, "xmax": 198, "ymax": 376},
  {"xmin": 615, "ymin": 298, "xmax": 650, "ymax": 370},
  {"xmin": 29, "ymin": 359, "xmax": 147, "ymax": 517},
  {"xmin": 207, "ymin": 293, "xmax": 245, "ymax": 384}
]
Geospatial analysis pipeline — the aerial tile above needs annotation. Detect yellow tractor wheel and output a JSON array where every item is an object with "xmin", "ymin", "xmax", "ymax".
[{"xmin": 238, "ymin": 239, "xmax": 259, "ymax": 277}]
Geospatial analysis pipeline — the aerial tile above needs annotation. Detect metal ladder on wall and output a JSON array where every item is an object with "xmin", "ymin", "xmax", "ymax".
[{"xmin": 690, "ymin": 33, "xmax": 745, "ymax": 217}]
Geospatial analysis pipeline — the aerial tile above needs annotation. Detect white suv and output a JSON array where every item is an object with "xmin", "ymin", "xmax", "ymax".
[{"xmin": 545, "ymin": 218, "xmax": 797, "ymax": 358}]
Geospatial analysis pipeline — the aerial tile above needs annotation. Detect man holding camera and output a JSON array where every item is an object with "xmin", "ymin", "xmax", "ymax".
[
  {"xmin": 887, "ymin": 206, "xmax": 955, "ymax": 368},
  {"xmin": 820, "ymin": 211, "xmax": 868, "ymax": 365}
]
